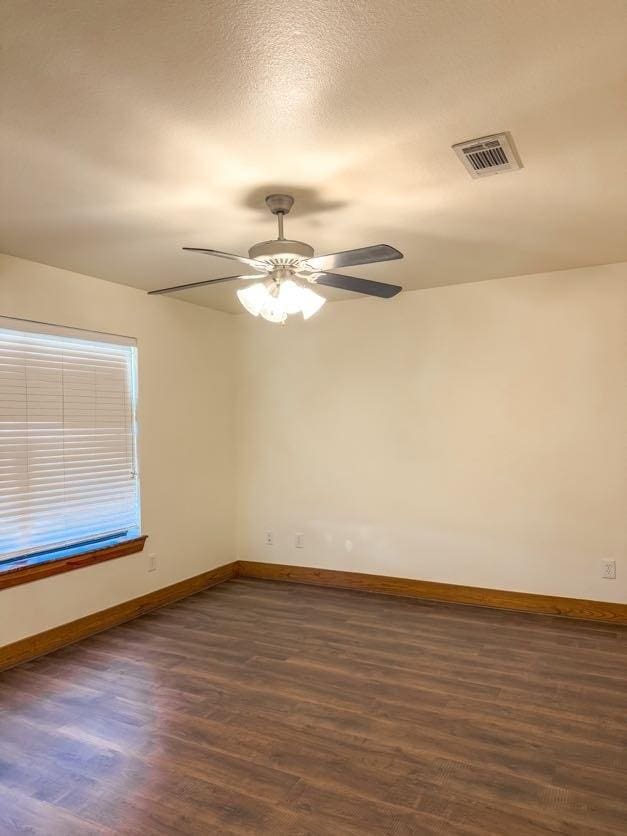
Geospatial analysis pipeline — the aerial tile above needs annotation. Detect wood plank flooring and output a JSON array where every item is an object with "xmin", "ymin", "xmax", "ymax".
[{"xmin": 1, "ymin": 578, "xmax": 626, "ymax": 835}]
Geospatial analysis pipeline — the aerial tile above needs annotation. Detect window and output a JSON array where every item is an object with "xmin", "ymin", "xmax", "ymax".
[{"xmin": 0, "ymin": 317, "xmax": 141, "ymax": 571}]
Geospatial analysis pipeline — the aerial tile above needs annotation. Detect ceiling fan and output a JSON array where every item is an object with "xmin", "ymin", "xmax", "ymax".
[{"xmin": 148, "ymin": 194, "xmax": 403, "ymax": 323}]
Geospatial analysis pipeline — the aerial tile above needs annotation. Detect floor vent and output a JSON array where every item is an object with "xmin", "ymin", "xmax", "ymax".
[{"xmin": 452, "ymin": 133, "xmax": 521, "ymax": 178}]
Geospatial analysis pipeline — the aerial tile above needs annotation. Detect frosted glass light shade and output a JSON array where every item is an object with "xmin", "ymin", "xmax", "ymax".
[
  {"xmin": 260, "ymin": 295, "xmax": 287, "ymax": 323},
  {"xmin": 236, "ymin": 283, "xmax": 269, "ymax": 316},
  {"xmin": 300, "ymin": 287, "xmax": 326, "ymax": 319},
  {"xmin": 277, "ymin": 280, "xmax": 305, "ymax": 314}
]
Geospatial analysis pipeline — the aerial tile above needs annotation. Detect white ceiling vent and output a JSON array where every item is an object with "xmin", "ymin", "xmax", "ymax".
[{"xmin": 452, "ymin": 133, "xmax": 521, "ymax": 178}]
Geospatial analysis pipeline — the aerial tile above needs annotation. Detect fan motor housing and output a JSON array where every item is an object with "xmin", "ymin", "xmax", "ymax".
[{"xmin": 248, "ymin": 238, "xmax": 314, "ymax": 264}]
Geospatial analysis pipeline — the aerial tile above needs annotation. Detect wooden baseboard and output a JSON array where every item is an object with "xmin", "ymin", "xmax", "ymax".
[
  {"xmin": 3, "ymin": 558, "xmax": 625, "ymax": 673},
  {"xmin": 0, "ymin": 561, "xmax": 237, "ymax": 672},
  {"xmin": 237, "ymin": 561, "xmax": 627, "ymax": 626}
]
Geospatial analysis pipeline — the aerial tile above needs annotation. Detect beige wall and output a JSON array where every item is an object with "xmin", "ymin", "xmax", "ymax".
[
  {"xmin": 236, "ymin": 262, "xmax": 627, "ymax": 603},
  {"xmin": 1, "ymin": 256, "xmax": 625, "ymax": 647},
  {"xmin": 0, "ymin": 254, "xmax": 237, "ymax": 645}
]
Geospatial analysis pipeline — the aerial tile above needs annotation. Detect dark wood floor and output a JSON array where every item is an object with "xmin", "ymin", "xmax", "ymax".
[{"xmin": 1, "ymin": 579, "xmax": 627, "ymax": 835}]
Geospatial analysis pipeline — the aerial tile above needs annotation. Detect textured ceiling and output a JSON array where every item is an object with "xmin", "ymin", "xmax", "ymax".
[{"xmin": 1, "ymin": 0, "xmax": 627, "ymax": 313}]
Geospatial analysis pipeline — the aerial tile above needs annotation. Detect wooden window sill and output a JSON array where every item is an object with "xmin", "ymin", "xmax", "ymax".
[{"xmin": 0, "ymin": 536, "xmax": 148, "ymax": 591}]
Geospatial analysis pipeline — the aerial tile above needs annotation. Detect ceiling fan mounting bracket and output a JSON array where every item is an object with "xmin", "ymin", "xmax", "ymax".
[{"xmin": 265, "ymin": 194, "xmax": 294, "ymax": 215}]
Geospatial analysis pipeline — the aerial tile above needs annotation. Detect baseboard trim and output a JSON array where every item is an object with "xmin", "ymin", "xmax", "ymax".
[
  {"xmin": 237, "ymin": 561, "xmax": 627, "ymax": 626},
  {"xmin": 0, "ymin": 561, "xmax": 237, "ymax": 672},
  {"xmin": 3, "ymin": 558, "xmax": 625, "ymax": 673}
]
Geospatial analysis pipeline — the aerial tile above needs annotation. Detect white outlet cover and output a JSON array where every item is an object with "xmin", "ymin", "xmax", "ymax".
[
  {"xmin": 601, "ymin": 559, "xmax": 616, "ymax": 579},
  {"xmin": 265, "ymin": 532, "xmax": 273, "ymax": 546},
  {"xmin": 295, "ymin": 533, "xmax": 304, "ymax": 549}
]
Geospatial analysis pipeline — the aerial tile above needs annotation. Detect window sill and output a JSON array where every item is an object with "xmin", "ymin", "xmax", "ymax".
[{"xmin": 0, "ymin": 536, "xmax": 148, "ymax": 591}]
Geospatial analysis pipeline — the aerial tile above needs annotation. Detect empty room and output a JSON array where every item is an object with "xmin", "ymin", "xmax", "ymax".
[{"xmin": 1, "ymin": 1, "xmax": 626, "ymax": 834}]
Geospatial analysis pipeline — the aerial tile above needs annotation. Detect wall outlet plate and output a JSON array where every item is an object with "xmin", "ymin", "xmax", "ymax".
[
  {"xmin": 601, "ymin": 559, "xmax": 616, "ymax": 580},
  {"xmin": 295, "ymin": 533, "xmax": 304, "ymax": 549},
  {"xmin": 265, "ymin": 532, "xmax": 273, "ymax": 546},
  {"xmin": 148, "ymin": 553, "xmax": 157, "ymax": 572}
]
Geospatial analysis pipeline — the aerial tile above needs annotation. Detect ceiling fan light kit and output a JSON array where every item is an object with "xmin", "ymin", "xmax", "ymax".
[
  {"xmin": 148, "ymin": 194, "xmax": 404, "ymax": 323},
  {"xmin": 237, "ymin": 278, "xmax": 326, "ymax": 323}
]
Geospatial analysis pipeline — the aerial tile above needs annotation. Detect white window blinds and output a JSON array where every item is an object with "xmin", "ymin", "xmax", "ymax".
[{"xmin": 0, "ymin": 318, "xmax": 140, "ymax": 562}]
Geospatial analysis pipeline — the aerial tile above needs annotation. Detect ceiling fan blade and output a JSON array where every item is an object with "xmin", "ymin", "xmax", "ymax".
[
  {"xmin": 183, "ymin": 247, "xmax": 268, "ymax": 271},
  {"xmin": 313, "ymin": 271, "xmax": 402, "ymax": 298},
  {"xmin": 303, "ymin": 244, "xmax": 403, "ymax": 272},
  {"xmin": 148, "ymin": 275, "xmax": 259, "ymax": 296}
]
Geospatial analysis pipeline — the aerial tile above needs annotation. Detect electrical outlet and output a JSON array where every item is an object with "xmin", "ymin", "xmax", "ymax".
[
  {"xmin": 265, "ymin": 531, "xmax": 273, "ymax": 546},
  {"xmin": 295, "ymin": 533, "xmax": 304, "ymax": 549},
  {"xmin": 601, "ymin": 559, "xmax": 616, "ymax": 580},
  {"xmin": 148, "ymin": 553, "xmax": 157, "ymax": 573}
]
